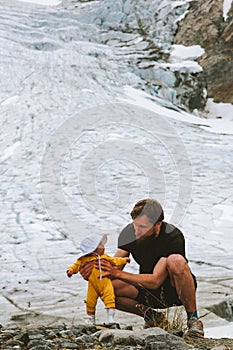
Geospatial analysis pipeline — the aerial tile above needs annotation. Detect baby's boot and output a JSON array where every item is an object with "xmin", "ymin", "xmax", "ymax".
[
  {"xmin": 106, "ymin": 308, "xmax": 115, "ymax": 324},
  {"xmin": 85, "ymin": 314, "xmax": 95, "ymax": 325}
]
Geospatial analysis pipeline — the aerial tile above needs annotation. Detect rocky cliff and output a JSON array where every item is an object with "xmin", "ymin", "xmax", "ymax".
[{"xmin": 174, "ymin": 0, "xmax": 233, "ymax": 104}]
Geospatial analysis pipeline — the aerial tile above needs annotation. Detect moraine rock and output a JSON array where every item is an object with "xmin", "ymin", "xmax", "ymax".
[{"xmin": 1, "ymin": 323, "xmax": 233, "ymax": 349}]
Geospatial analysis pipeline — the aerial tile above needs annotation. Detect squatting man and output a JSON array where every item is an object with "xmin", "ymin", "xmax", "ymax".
[{"xmin": 80, "ymin": 198, "xmax": 204, "ymax": 337}]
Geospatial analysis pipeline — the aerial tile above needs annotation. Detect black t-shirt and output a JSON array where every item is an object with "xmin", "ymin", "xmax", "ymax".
[{"xmin": 118, "ymin": 221, "xmax": 186, "ymax": 274}]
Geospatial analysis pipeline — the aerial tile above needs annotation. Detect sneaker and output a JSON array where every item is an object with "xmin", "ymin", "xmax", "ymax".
[
  {"xmin": 187, "ymin": 317, "xmax": 204, "ymax": 338},
  {"xmin": 144, "ymin": 307, "xmax": 170, "ymax": 329}
]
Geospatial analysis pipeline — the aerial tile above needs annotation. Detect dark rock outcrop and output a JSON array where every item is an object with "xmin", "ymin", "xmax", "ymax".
[{"xmin": 174, "ymin": 0, "xmax": 233, "ymax": 104}]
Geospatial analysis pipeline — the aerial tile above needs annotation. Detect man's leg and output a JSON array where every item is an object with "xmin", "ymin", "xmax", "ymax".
[
  {"xmin": 112, "ymin": 279, "xmax": 170, "ymax": 329},
  {"xmin": 112, "ymin": 280, "xmax": 144, "ymax": 316},
  {"xmin": 166, "ymin": 254, "xmax": 197, "ymax": 313},
  {"xmin": 111, "ymin": 257, "xmax": 169, "ymax": 316},
  {"xmin": 112, "ymin": 279, "xmax": 165, "ymax": 317},
  {"xmin": 112, "ymin": 255, "xmax": 197, "ymax": 314},
  {"xmin": 166, "ymin": 254, "xmax": 204, "ymax": 337}
]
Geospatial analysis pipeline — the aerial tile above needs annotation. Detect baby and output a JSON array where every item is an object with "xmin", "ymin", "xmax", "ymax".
[{"xmin": 66, "ymin": 234, "xmax": 130, "ymax": 325}]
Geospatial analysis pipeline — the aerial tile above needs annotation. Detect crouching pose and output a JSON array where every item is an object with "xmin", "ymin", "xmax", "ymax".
[{"xmin": 80, "ymin": 199, "xmax": 204, "ymax": 337}]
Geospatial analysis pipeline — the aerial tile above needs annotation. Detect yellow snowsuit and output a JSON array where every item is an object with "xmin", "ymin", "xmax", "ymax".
[{"xmin": 68, "ymin": 254, "xmax": 128, "ymax": 314}]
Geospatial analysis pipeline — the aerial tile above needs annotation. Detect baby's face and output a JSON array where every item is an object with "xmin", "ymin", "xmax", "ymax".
[{"xmin": 95, "ymin": 244, "xmax": 105, "ymax": 255}]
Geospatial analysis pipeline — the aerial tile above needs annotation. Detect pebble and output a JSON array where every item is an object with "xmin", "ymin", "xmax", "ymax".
[{"xmin": 1, "ymin": 323, "xmax": 232, "ymax": 350}]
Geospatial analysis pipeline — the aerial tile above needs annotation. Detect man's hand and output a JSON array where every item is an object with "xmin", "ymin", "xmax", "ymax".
[
  {"xmin": 66, "ymin": 270, "xmax": 73, "ymax": 278},
  {"xmin": 98, "ymin": 260, "xmax": 120, "ymax": 279},
  {"xmin": 79, "ymin": 261, "xmax": 94, "ymax": 281}
]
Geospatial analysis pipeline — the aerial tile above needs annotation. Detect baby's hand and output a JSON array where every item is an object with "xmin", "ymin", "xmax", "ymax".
[{"xmin": 66, "ymin": 270, "xmax": 73, "ymax": 278}]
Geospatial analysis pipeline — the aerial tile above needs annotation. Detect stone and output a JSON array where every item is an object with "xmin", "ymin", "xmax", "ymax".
[
  {"xmin": 99, "ymin": 329, "xmax": 144, "ymax": 345},
  {"xmin": 98, "ymin": 327, "xmax": 193, "ymax": 349},
  {"xmin": 1, "ymin": 323, "xmax": 233, "ymax": 349},
  {"xmin": 14, "ymin": 331, "xmax": 29, "ymax": 346},
  {"xmin": 27, "ymin": 339, "xmax": 49, "ymax": 348},
  {"xmin": 61, "ymin": 341, "xmax": 81, "ymax": 349},
  {"xmin": 174, "ymin": 0, "xmax": 233, "ymax": 104},
  {"xmin": 59, "ymin": 329, "xmax": 75, "ymax": 338},
  {"xmin": 30, "ymin": 346, "xmax": 51, "ymax": 350},
  {"xmin": 70, "ymin": 325, "xmax": 89, "ymax": 336},
  {"xmin": 5, "ymin": 339, "xmax": 24, "ymax": 347},
  {"xmin": 207, "ymin": 299, "xmax": 233, "ymax": 321},
  {"xmin": 76, "ymin": 334, "xmax": 94, "ymax": 343}
]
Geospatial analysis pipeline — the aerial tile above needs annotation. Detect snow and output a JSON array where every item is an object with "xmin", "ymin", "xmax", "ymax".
[
  {"xmin": 205, "ymin": 98, "xmax": 233, "ymax": 120},
  {"xmin": 223, "ymin": 0, "xmax": 233, "ymax": 20},
  {"xmin": 121, "ymin": 86, "xmax": 233, "ymax": 135},
  {"xmin": 165, "ymin": 45, "xmax": 205, "ymax": 73},
  {"xmin": 1, "ymin": 95, "xmax": 19, "ymax": 106},
  {"xmin": 206, "ymin": 323, "xmax": 233, "ymax": 339},
  {"xmin": 17, "ymin": 0, "xmax": 61, "ymax": 6},
  {"xmin": 167, "ymin": 44, "xmax": 204, "ymax": 72},
  {"xmin": 170, "ymin": 44, "xmax": 205, "ymax": 60},
  {"xmin": 213, "ymin": 204, "xmax": 233, "ymax": 230},
  {"xmin": 161, "ymin": 60, "xmax": 202, "ymax": 73},
  {"xmin": 0, "ymin": 142, "xmax": 21, "ymax": 162}
]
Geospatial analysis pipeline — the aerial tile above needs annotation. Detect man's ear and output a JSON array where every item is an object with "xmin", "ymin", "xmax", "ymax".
[{"xmin": 154, "ymin": 221, "xmax": 162, "ymax": 236}]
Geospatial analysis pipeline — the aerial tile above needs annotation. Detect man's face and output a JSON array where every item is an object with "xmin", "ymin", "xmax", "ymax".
[{"xmin": 133, "ymin": 214, "xmax": 157, "ymax": 240}]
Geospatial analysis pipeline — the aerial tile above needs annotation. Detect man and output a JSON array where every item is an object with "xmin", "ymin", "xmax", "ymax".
[{"xmin": 81, "ymin": 198, "xmax": 204, "ymax": 337}]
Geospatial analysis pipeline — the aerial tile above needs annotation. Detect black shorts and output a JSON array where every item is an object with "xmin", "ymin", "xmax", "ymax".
[{"xmin": 135, "ymin": 274, "xmax": 197, "ymax": 309}]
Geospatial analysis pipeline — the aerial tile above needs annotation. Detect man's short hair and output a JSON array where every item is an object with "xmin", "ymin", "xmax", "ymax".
[{"xmin": 130, "ymin": 198, "xmax": 164, "ymax": 224}]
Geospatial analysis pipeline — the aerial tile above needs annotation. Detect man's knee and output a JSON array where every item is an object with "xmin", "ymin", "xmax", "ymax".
[
  {"xmin": 112, "ymin": 279, "xmax": 124, "ymax": 291},
  {"xmin": 167, "ymin": 254, "xmax": 187, "ymax": 275},
  {"xmin": 111, "ymin": 279, "xmax": 128, "ymax": 296},
  {"xmin": 112, "ymin": 279, "xmax": 139, "ymax": 298}
]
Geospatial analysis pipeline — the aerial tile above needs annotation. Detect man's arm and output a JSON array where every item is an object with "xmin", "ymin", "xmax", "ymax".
[
  {"xmin": 102, "ymin": 257, "xmax": 168, "ymax": 290},
  {"xmin": 114, "ymin": 248, "xmax": 130, "ymax": 257}
]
